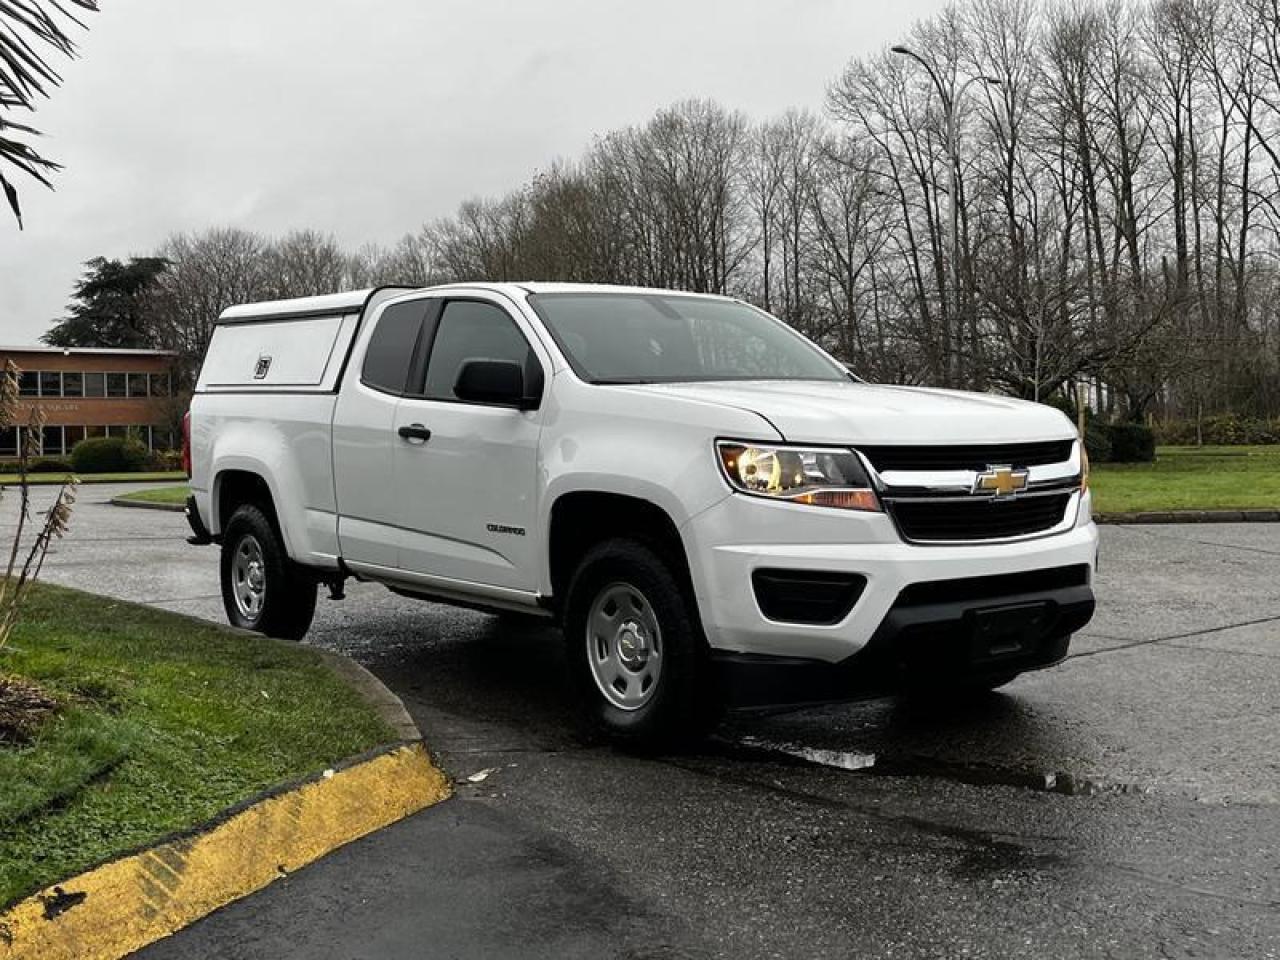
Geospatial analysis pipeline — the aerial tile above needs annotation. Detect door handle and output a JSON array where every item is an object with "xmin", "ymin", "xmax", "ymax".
[{"xmin": 397, "ymin": 423, "xmax": 431, "ymax": 443}]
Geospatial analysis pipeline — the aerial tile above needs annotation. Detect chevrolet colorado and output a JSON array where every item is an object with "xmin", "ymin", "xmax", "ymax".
[{"xmin": 186, "ymin": 283, "xmax": 1097, "ymax": 746}]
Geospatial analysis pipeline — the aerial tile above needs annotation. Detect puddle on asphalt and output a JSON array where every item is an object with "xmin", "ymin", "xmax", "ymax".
[
  {"xmin": 722, "ymin": 735, "xmax": 1147, "ymax": 798},
  {"xmin": 735, "ymin": 736, "xmax": 876, "ymax": 771}
]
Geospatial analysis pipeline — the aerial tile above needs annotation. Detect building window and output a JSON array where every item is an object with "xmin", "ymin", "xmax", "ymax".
[
  {"xmin": 150, "ymin": 372, "xmax": 171, "ymax": 397},
  {"xmin": 39, "ymin": 371, "xmax": 62, "ymax": 397},
  {"xmin": 128, "ymin": 373, "xmax": 149, "ymax": 398},
  {"xmin": 106, "ymin": 373, "xmax": 127, "ymax": 397},
  {"xmin": 63, "ymin": 372, "xmax": 84, "ymax": 398},
  {"xmin": 41, "ymin": 426, "xmax": 64, "ymax": 457},
  {"xmin": 83, "ymin": 372, "xmax": 106, "ymax": 397},
  {"xmin": 64, "ymin": 426, "xmax": 85, "ymax": 452},
  {"xmin": 85, "ymin": 425, "xmax": 106, "ymax": 439},
  {"xmin": 18, "ymin": 371, "xmax": 38, "ymax": 396},
  {"xmin": 0, "ymin": 427, "xmax": 15, "ymax": 457}
]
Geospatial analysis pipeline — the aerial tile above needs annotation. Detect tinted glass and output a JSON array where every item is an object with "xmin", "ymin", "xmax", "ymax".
[
  {"xmin": 106, "ymin": 373, "xmax": 127, "ymax": 397},
  {"xmin": 150, "ymin": 372, "xmax": 171, "ymax": 397},
  {"xmin": 41, "ymin": 426, "xmax": 63, "ymax": 456},
  {"xmin": 83, "ymin": 372, "xmax": 106, "ymax": 397},
  {"xmin": 422, "ymin": 301, "xmax": 533, "ymax": 401},
  {"xmin": 128, "ymin": 373, "xmax": 148, "ymax": 397},
  {"xmin": 362, "ymin": 300, "xmax": 428, "ymax": 395},
  {"xmin": 63, "ymin": 372, "xmax": 83, "ymax": 397},
  {"xmin": 40, "ymin": 371, "xmax": 61, "ymax": 397},
  {"xmin": 531, "ymin": 293, "xmax": 846, "ymax": 384},
  {"xmin": 17, "ymin": 371, "xmax": 38, "ymax": 396},
  {"xmin": 0, "ymin": 427, "xmax": 15, "ymax": 456}
]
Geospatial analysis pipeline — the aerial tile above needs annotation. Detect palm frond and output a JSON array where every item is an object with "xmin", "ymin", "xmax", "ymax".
[{"xmin": 0, "ymin": 0, "xmax": 97, "ymax": 228}]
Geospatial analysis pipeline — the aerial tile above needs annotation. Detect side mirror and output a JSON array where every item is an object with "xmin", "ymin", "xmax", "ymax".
[{"xmin": 454, "ymin": 359, "xmax": 535, "ymax": 409}]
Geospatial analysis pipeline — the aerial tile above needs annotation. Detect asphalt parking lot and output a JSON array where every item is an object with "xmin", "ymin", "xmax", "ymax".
[{"xmin": 7, "ymin": 483, "xmax": 1280, "ymax": 958}]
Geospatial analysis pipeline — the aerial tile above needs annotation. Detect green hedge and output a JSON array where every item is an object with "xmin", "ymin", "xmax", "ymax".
[
  {"xmin": 1154, "ymin": 415, "xmax": 1280, "ymax": 446},
  {"xmin": 28, "ymin": 459, "xmax": 73, "ymax": 474},
  {"xmin": 69, "ymin": 437, "xmax": 150, "ymax": 474},
  {"xmin": 1106, "ymin": 423, "xmax": 1156, "ymax": 463},
  {"xmin": 1083, "ymin": 423, "xmax": 1112, "ymax": 464}
]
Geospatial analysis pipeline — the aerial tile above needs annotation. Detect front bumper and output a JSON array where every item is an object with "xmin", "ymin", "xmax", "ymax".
[
  {"xmin": 713, "ymin": 573, "xmax": 1093, "ymax": 706},
  {"xmin": 683, "ymin": 489, "xmax": 1099, "ymax": 665}
]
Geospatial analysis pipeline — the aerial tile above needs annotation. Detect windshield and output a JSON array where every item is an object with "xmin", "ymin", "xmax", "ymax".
[{"xmin": 528, "ymin": 292, "xmax": 848, "ymax": 384}]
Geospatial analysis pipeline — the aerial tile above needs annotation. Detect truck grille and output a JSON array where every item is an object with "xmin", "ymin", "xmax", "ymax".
[
  {"xmin": 889, "ymin": 492, "xmax": 1073, "ymax": 542},
  {"xmin": 859, "ymin": 440, "xmax": 1074, "ymax": 473}
]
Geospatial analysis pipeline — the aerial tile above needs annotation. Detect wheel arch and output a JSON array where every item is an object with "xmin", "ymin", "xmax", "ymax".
[
  {"xmin": 211, "ymin": 465, "xmax": 291, "ymax": 554},
  {"xmin": 546, "ymin": 490, "xmax": 696, "ymax": 614}
]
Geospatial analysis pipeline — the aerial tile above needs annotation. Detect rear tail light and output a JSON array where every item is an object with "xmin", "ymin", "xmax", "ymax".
[{"xmin": 181, "ymin": 410, "xmax": 192, "ymax": 477}]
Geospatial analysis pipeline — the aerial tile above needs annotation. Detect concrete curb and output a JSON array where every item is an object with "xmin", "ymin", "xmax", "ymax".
[
  {"xmin": 312, "ymin": 649, "xmax": 421, "ymax": 742},
  {"xmin": 1096, "ymin": 509, "xmax": 1280, "ymax": 524},
  {"xmin": 0, "ymin": 629, "xmax": 449, "ymax": 960},
  {"xmin": 108, "ymin": 496, "xmax": 185, "ymax": 513}
]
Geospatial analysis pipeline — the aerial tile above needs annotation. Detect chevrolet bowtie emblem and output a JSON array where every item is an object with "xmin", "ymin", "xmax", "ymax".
[{"xmin": 974, "ymin": 465, "xmax": 1029, "ymax": 497}]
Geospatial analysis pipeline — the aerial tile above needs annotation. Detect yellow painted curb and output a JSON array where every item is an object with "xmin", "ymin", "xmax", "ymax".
[{"xmin": 0, "ymin": 742, "xmax": 450, "ymax": 960}]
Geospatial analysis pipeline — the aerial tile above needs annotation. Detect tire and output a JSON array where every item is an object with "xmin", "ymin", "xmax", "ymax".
[
  {"xmin": 220, "ymin": 503, "xmax": 317, "ymax": 641},
  {"xmin": 563, "ymin": 538, "xmax": 718, "ymax": 750}
]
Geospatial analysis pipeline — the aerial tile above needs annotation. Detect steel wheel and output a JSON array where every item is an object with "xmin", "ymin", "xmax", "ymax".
[
  {"xmin": 231, "ymin": 533, "xmax": 266, "ymax": 622},
  {"xmin": 586, "ymin": 581, "xmax": 663, "ymax": 711}
]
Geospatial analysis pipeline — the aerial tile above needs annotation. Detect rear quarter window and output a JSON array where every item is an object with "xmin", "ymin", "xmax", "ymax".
[{"xmin": 362, "ymin": 300, "xmax": 429, "ymax": 395}]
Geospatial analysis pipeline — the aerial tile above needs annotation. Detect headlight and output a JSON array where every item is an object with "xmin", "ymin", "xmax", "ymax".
[{"xmin": 716, "ymin": 441, "xmax": 881, "ymax": 512}]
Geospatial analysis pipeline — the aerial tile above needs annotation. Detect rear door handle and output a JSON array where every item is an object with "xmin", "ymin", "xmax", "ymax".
[{"xmin": 397, "ymin": 423, "xmax": 431, "ymax": 443}]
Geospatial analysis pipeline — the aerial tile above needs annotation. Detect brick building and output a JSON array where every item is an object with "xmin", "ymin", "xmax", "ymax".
[{"xmin": 0, "ymin": 346, "xmax": 180, "ymax": 460}]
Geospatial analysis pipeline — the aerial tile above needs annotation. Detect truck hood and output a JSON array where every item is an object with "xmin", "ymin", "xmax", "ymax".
[{"xmin": 620, "ymin": 380, "xmax": 1075, "ymax": 445}]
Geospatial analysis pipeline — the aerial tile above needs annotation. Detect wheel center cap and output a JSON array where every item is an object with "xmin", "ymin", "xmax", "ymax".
[
  {"xmin": 247, "ymin": 563, "xmax": 264, "ymax": 591},
  {"xmin": 616, "ymin": 621, "xmax": 649, "ymax": 669}
]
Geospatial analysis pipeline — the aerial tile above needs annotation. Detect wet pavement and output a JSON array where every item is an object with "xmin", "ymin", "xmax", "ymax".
[{"xmin": 5, "ymin": 482, "xmax": 1280, "ymax": 958}]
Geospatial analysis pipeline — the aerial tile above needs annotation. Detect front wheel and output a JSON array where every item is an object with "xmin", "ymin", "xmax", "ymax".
[
  {"xmin": 563, "ymin": 538, "xmax": 719, "ymax": 750},
  {"xmin": 220, "ymin": 503, "xmax": 317, "ymax": 641}
]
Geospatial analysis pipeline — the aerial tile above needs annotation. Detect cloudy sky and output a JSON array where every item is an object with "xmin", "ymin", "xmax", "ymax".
[{"xmin": 1, "ymin": 0, "xmax": 946, "ymax": 345}]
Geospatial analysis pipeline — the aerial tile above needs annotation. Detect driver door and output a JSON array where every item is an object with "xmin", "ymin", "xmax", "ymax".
[{"xmin": 391, "ymin": 296, "xmax": 547, "ymax": 593}]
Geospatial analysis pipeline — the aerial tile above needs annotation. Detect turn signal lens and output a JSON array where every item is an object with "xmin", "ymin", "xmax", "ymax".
[{"xmin": 716, "ymin": 441, "xmax": 881, "ymax": 512}]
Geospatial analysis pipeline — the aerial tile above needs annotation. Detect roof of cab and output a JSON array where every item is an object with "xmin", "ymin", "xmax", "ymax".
[{"xmin": 515, "ymin": 282, "xmax": 736, "ymax": 300}]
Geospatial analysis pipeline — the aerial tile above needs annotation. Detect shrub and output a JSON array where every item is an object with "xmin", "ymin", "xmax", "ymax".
[
  {"xmin": 149, "ymin": 449, "xmax": 183, "ymax": 472},
  {"xmin": 28, "ymin": 458, "xmax": 72, "ymax": 474},
  {"xmin": 1083, "ymin": 423, "xmax": 1112, "ymax": 464},
  {"xmin": 1151, "ymin": 415, "xmax": 1280, "ymax": 446},
  {"xmin": 1106, "ymin": 422, "xmax": 1156, "ymax": 463},
  {"xmin": 69, "ymin": 436, "xmax": 150, "ymax": 474}
]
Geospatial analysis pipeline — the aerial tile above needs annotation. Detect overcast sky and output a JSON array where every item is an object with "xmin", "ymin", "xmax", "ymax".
[{"xmin": 1, "ymin": 0, "xmax": 946, "ymax": 345}]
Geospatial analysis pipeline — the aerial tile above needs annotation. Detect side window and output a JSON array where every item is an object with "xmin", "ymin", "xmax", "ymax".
[
  {"xmin": 361, "ymin": 299, "xmax": 429, "ymax": 395},
  {"xmin": 421, "ymin": 300, "xmax": 535, "ymax": 401}
]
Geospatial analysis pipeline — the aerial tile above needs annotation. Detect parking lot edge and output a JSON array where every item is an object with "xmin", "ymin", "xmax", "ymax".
[{"xmin": 0, "ymin": 740, "xmax": 451, "ymax": 960}]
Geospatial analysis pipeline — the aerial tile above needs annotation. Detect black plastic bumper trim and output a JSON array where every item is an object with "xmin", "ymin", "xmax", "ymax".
[{"xmin": 714, "ymin": 582, "xmax": 1095, "ymax": 708}]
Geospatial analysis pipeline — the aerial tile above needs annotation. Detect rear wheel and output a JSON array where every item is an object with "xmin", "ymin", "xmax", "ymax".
[
  {"xmin": 563, "ymin": 538, "xmax": 718, "ymax": 750},
  {"xmin": 220, "ymin": 503, "xmax": 317, "ymax": 640}
]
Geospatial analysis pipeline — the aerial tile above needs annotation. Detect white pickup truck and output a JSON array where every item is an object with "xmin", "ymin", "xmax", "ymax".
[{"xmin": 186, "ymin": 283, "xmax": 1097, "ymax": 746}]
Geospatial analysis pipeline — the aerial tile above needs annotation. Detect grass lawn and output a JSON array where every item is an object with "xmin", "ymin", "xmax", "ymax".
[
  {"xmin": 1091, "ymin": 445, "xmax": 1280, "ymax": 514},
  {"xmin": 114, "ymin": 484, "xmax": 189, "ymax": 506},
  {"xmin": 0, "ymin": 471, "xmax": 186, "ymax": 487},
  {"xmin": 0, "ymin": 583, "xmax": 396, "ymax": 909}
]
